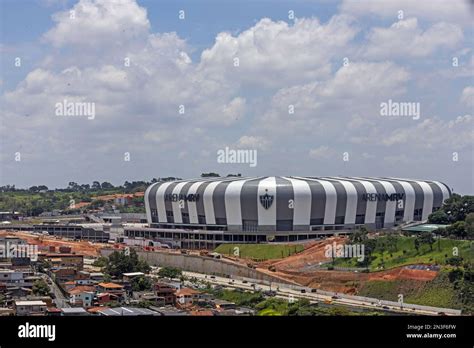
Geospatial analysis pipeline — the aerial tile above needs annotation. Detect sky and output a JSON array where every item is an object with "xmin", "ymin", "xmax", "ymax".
[{"xmin": 0, "ymin": 0, "xmax": 473, "ymax": 193}]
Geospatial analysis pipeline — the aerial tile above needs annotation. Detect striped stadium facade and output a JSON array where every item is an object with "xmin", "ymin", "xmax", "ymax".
[{"xmin": 143, "ymin": 176, "xmax": 451, "ymax": 234}]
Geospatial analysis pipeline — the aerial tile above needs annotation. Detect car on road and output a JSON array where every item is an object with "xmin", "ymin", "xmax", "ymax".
[
  {"xmin": 242, "ymin": 280, "xmax": 248, "ymax": 284},
  {"xmin": 382, "ymin": 306, "xmax": 390, "ymax": 310},
  {"xmin": 210, "ymin": 276, "xmax": 216, "ymax": 279},
  {"xmin": 300, "ymin": 289, "xmax": 306, "ymax": 293},
  {"xmin": 311, "ymin": 289, "xmax": 317, "ymax": 293},
  {"xmin": 264, "ymin": 291, "xmax": 277, "ymax": 297},
  {"xmin": 331, "ymin": 295, "xmax": 339, "ymax": 299}
]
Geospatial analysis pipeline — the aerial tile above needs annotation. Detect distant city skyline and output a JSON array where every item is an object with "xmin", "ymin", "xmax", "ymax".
[{"xmin": 1, "ymin": 0, "xmax": 473, "ymax": 194}]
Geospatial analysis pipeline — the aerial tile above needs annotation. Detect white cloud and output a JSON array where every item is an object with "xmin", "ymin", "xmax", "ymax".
[
  {"xmin": 461, "ymin": 86, "xmax": 474, "ymax": 107},
  {"xmin": 365, "ymin": 18, "xmax": 463, "ymax": 59},
  {"xmin": 236, "ymin": 136, "xmax": 269, "ymax": 150},
  {"xmin": 340, "ymin": 0, "xmax": 472, "ymax": 26},
  {"xmin": 382, "ymin": 115, "xmax": 474, "ymax": 150},
  {"xmin": 199, "ymin": 15, "xmax": 359, "ymax": 88},
  {"xmin": 309, "ymin": 146, "xmax": 333, "ymax": 159},
  {"xmin": 44, "ymin": 0, "xmax": 150, "ymax": 48}
]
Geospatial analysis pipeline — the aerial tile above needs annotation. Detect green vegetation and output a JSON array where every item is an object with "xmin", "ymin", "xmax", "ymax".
[
  {"xmin": 0, "ymin": 180, "xmax": 154, "ymax": 216},
  {"xmin": 427, "ymin": 194, "xmax": 474, "ymax": 239},
  {"xmin": 206, "ymin": 288, "xmax": 384, "ymax": 316},
  {"xmin": 32, "ymin": 279, "xmax": 50, "ymax": 296},
  {"xmin": 332, "ymin": 235, "xmax": 473, "ymax": 271},
  {"xmin": 358, "ymin": 269, "xmax": 473, "ymax": 314},
  {"xmin": 101, "ymin": 249, "xmax": 151, "ymax": 278},
  {"xmin": 214, "ymin": 243, "xmax": 304, "ymax": 260},
  {"xmin": 209, "ymin": 288, "xmax": 265, "ymax": 307},
  {"xmin": 157, "ymin": 266, "xmax": 182, "ymax": 279},
  {"xmin": 131, "ymin": 276, "xmax": 153, "ymax": 292}
]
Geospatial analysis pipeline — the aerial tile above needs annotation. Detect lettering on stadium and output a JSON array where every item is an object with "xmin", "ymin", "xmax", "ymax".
[
  {"xmin": 362, "ymin": 193, "xmax": 405, "ymax": 201},
  {"xmin": 164, "ymin": 193, "xmax": 200, "ymax": 202}
]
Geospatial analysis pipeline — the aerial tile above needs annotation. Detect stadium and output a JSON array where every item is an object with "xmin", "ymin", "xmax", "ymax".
[{"xmin": 125, "ymin": 176, "xmax": 451, "ymax": 249}]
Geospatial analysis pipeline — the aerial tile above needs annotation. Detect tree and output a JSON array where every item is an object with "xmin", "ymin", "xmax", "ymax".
[
  {"xmin": 414, "ymin": 238, "xmax": 420, "ymax": 254},
  {"xmin": 428, "ymin": 210, "xmax": 449, "ymax": 224},
  {"xmin": 441, "ymin": 194, "xmax": 474, "ymax": 223},
  {"xmin": 92, "ymin": 181, "xmax": 101, "ymax": 190},
  {"xmin": 104, "ymin": 249, "xmax": 150, "ymax": 278},
  {"xmin": 92, "ymin": 256, "xmax": 109, "ymax": 268},
  {"xmin": 465, "ymin": 213, "xmax": 474, "ymax": 239},
  {"xmin": 131, "ymin": 276, "xmax": 153, "ymax": 292},
  {"xmin": 101, "ymin": 182, "xmax": 114, "ymax": 189},
  {"xmin": 349, "ymin": 227, "xmax": 368, "ymax": 244},
  {"xmin": 158, "ymin": 267, "xmax": 182, "ymax": 279},
  {"xmin": 67, "ymin": 182, "xmax": 79, "ymax": 191},
  {"xmin": 419, "ymin": 232, "xmax": 435, "ymax": 252},
  {"xmin": 446, "ymin": 221, "xmax": 467, "ymax": 239},
  {"xmin": 201, "ymin": 172, "xmax": 220, "ymax": 178},
  {"xmin": 32, "ymin": 280, "xmax": 50, "ymax": 296},
  {"xmin": 445, "ymin": 256, "xmax": 463, "ymax": 267}
]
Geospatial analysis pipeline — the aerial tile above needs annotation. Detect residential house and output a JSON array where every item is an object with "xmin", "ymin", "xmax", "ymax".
[
  {"xmin": 153, "ymin": 282, "xmax": 176, "ymax": 305},
  {"xmin": 14, "ymin": 300, "xmax": 47, "ymax": 316},
  {"xmin": 175, "ymin": 288, "xmax": 202, "ymax": 308}
]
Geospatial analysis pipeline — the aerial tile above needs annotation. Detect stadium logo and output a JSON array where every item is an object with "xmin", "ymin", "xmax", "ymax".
[
  {"xmin": 259, "ymin": 191, "xmax": 274, "ymax": 210},
  {"xmin": 362, "ymin": 193, "xmax": 404, "ymax": 201},
  {"xmin": 164, "ymin": 193, "xmax": 200, "ymax": 202}
]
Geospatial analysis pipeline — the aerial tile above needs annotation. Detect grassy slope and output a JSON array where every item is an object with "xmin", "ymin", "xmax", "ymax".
[
  {"xmin": 357, "ymin": 271, "xmax": 464, "ymax": 310},
  {"xmin": 214, "ymin": 243, "xmax": 304, "ymax": 260},
  {"xmin": 332, "ymin": 237, "xmax": 473, "ymax": 271}
]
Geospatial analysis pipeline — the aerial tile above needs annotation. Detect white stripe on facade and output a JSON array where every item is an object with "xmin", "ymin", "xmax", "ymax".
[
  {"xmin": 257, "ymin": 177, "xmax": 277, "ymax": 226},
  {"xmin": 355, "ymin": 177, "xmax": 397, "ymax": 225},
  {"xmin": 431, "ymin": 181, "xmax": 450, "ymax": 204},
  {"xmin": 283, "ymin": 177, "xmax": 312, "ymax": 226},
  {"xmin": 187, "ymin": 181, "xmax": 206, "ymax": 224},
  {"xmin": 374, "ymin": 179, "xmax": 397, "ymax": 225},
  {"xmin": 144, "ymin": 182, "xmax": 158, "ymax": 224},
  {"xmin": 333, "ymin": 177, "xmax": 377, "ymax": 224},
  {"xmin": 388, "ymin": 177, "xmax": 435, "ymax": 220},
  {"xmin": 323, "ymin": 177, "xmax": 358, "ymax": 225},
  {"xmin": 225, "ymin": 179, "xmax": 250, "ymax": 226},
  {"xmin": 295, "ymin": 177, "xmax": 337, "ymax": 224},
  {"xmin": 384, "ymin": 178, "xmax": 416, "ymax": 222},
  {"xmin": 203, "ymin": 181, "xmax": 223, "ymax": 225},
  {"xmin": 156, "ymin": 182, "xmax": 174, "ymax": 223},
  {"xmin": 171, "ymin": 182, "xmax": 188, "ymax": 224},
  {"xmin": 415, "ymin": 180, "xmax": 434, "ymax": 220}
]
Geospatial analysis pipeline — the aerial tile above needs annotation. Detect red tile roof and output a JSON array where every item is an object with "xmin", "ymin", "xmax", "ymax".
[
  {"xmin": 97, "ymin": 282, "xmax": 124, "ymax": 289},
  {"xmin": 176, "ymin": 288, "xmax": 201, "ymax": 296},
  {"xmin": 68, "ymin": 285, "xmax": 95, "ymax": 295}
]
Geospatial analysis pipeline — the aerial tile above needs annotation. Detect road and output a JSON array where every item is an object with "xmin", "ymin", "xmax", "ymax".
[
  {"xmin": 40, "ymin": 273, "xmax": 70, "ymax": 308},
  {"xmin": 177, "ymin": 269, "xmax": 460, "ymax": 316}
]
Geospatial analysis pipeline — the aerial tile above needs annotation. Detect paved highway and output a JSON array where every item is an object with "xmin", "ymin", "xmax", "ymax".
[{"xmin": 177, "ymin": 269, "xmax": 459, "ymax": 316}]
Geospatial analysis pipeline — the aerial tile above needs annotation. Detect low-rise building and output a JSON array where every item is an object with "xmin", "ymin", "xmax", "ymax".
[
  {"xmin": 97, "ymin": 307, "xmax": 159, "ymax": 316},
  {"xmin": 61, "ymin": 307, "xmax": 89, "ymax": 316},
  {"xmin": 68, "ymin": 285, "xmax": 95, "ymax": 307},
  {"xmin": 97, "ymin": 292, "xmax": 120, "ymax": 305},
  {"xmin": 14, "ymin": 300, "xmax": 47, "ymax": 316},
  {"xmin": 175, "ymin": 288, "xmax": 202, "ymax": 308},
  {"xmin": 154, "ymin": 282, "xmax": 176, "ymax": 305},
  {"xmin": 39, "ymin": 253, "xmax": 84, "ymax": 270},
  {"xmin": 97, "ymin": 282, "xmax": 125, "ymax": 296}
]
